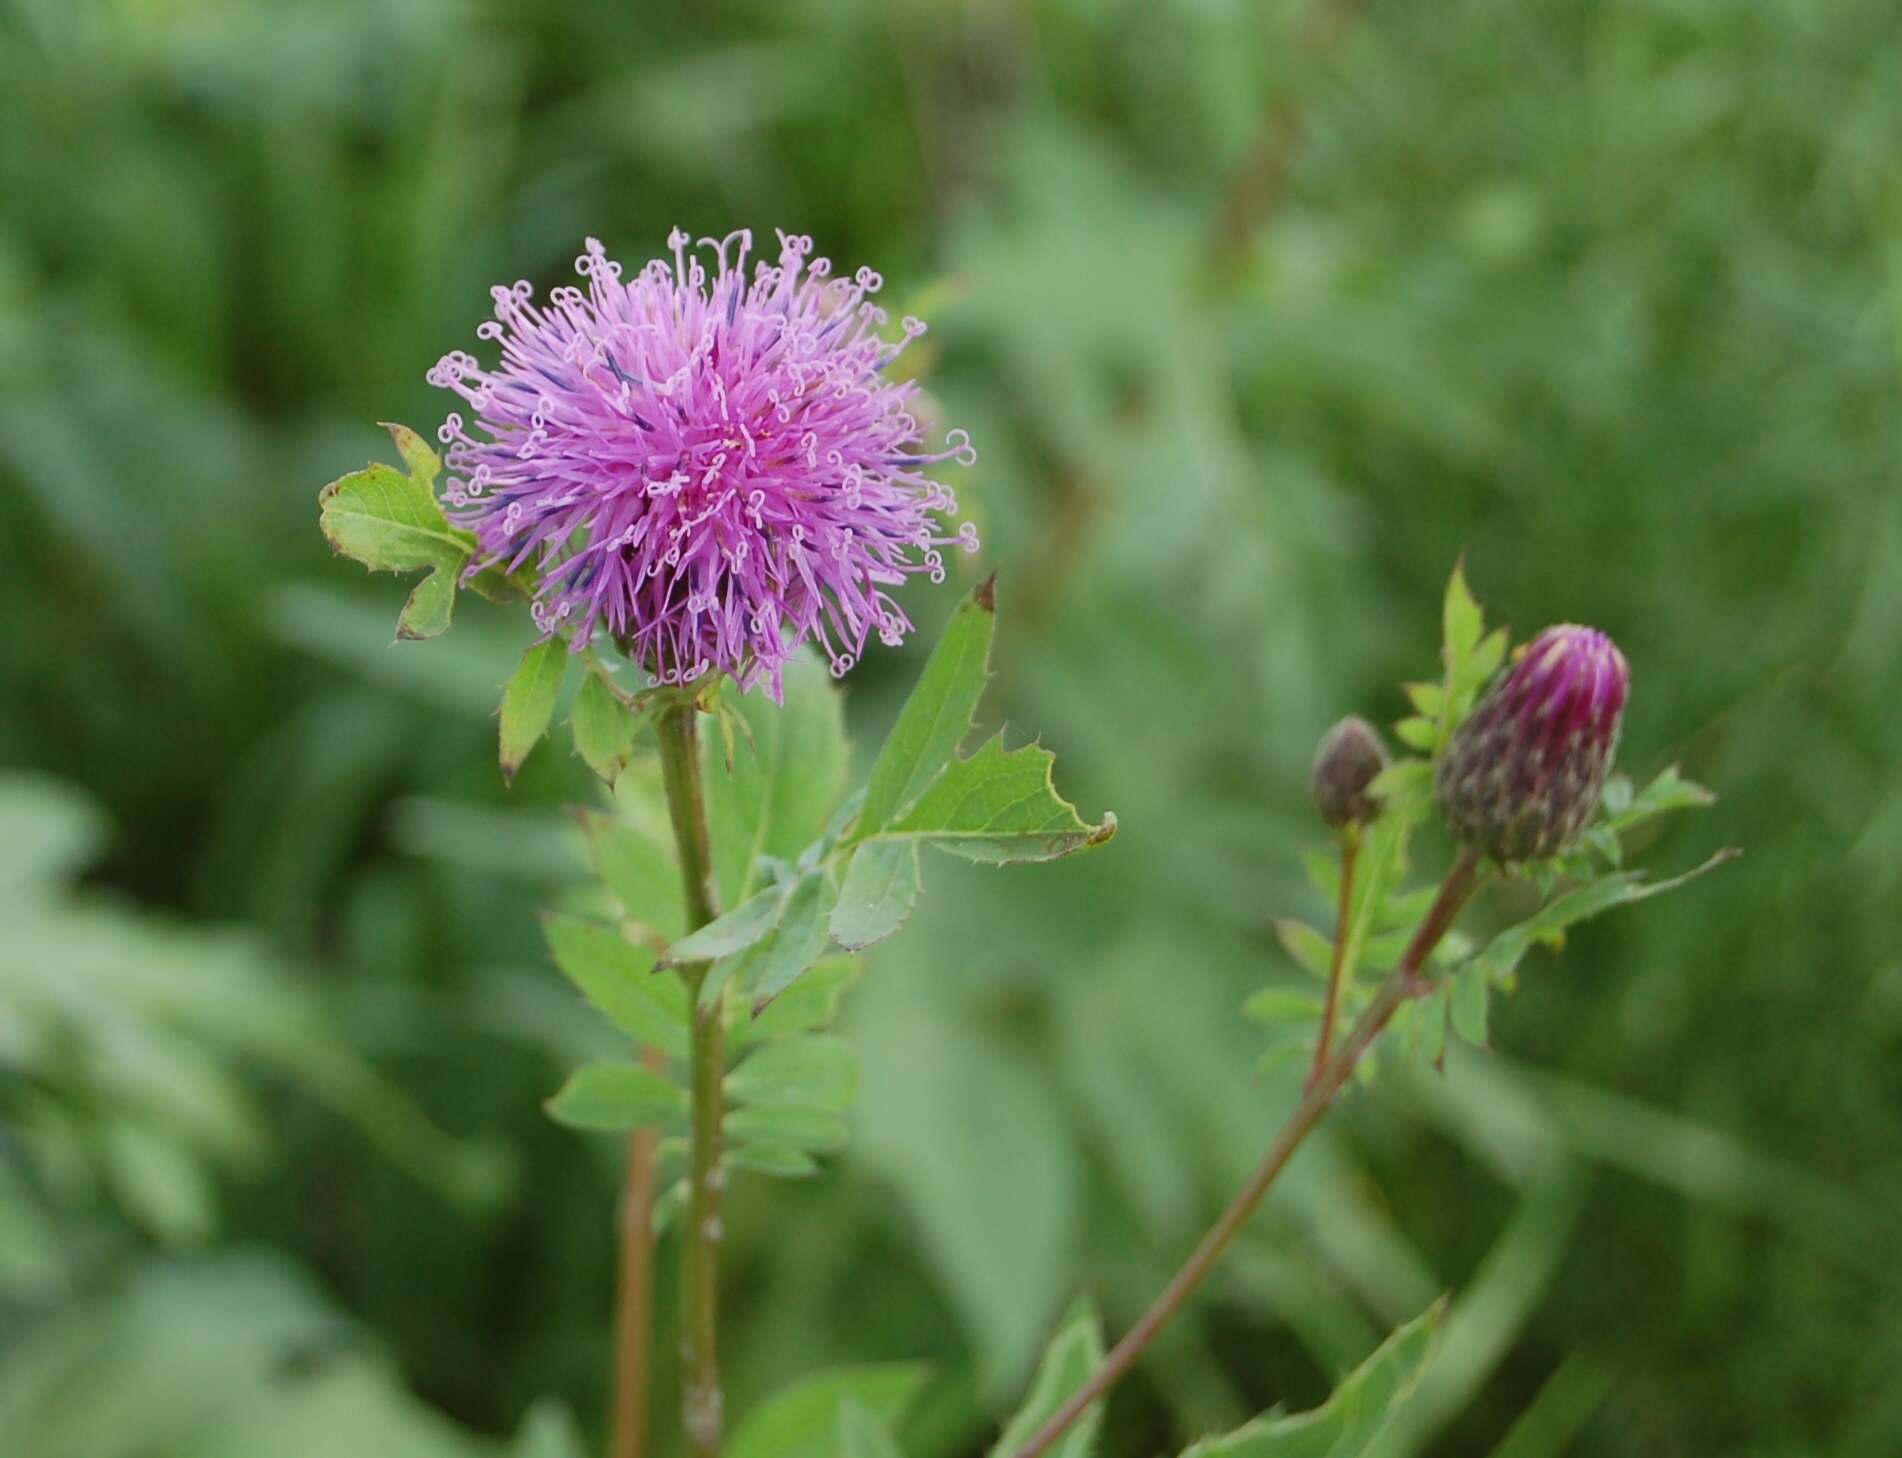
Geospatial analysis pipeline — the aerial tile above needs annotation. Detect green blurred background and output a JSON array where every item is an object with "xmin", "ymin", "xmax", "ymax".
[{"xmin": 3, "ymin": 1, "xmax": 1899, "ymax": 1454}]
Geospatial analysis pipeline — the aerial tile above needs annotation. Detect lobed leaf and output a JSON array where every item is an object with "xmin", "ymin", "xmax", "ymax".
[
  {"xmin": 877, "ymin": 735, "xmax": 1116, "ymax": 865},
  {"xmin": 726, "ymin": 1034, "xmax": 858, "ymax": 1113},
  {"xmin": 577, "ymin": 812, "xmax": 683, "ymax": 941},
  {"xmin": 316, "ymin": 423, "xmax": 473, "ymax": 641}
]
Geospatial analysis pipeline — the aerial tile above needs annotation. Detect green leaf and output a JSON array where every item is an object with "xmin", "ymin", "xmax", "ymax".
[
  {"xmin": 991, "ymin": 1300, "xmax": 1106, "ymax": 1458},
  {"xmin": 1392, "ymin": 717, "xmax": 1437, "ymax": 752},
  {"xmin": 1243, "ymin": 989, "xmax": 1326, "ymax": 1026},
  {"xmin": 540, "ymin": 913, "xmax": 688, "ymax": 1057},
  {"xmin": 1605, "ymin": 764, "xmax": 1717, "ymax": 836},
  {"xmin": 513, "ymin": 1400, "xmax": 588, "ymax": 1458},
  {"xmin": 1451, "ymin": 968, "xmax": 1489, "ymax": 1045},
  {"xmin": 1178, "ymin": 1298, "xmax": 1447, "ymax": 1458},
  {"xmin": 499, "ymin": 639, "xmax": 569, "ymax": 783},
  {"xmin": 727, "ymin": 1364, "xmax": 930, "ymax": 1458},
  {"xmin": 1443, "ymin": 561, "xmax": 1483, "ymax": 665},
  {"xmin": 662, "ymin": 880, "xmax": 791, "ymax": 967},
  {"xmin": 733, "ymin": 871, "xmax": 841, "ymax": 1013},
  {"xmin": 733, "ymin": 958, "xmax": 862, "ymax": 1048},
  {"xmin": 1274, "ymin": 919, "xmax": 1336, "ymax": 980},
  {"xmin": 545, "ymin": 1063, "xmax": 686, "ymax": 1131},
  {"xmin": 727, "ymin": 1034, "xmax": 858, "ymax": 1112},
  {"xmin": 724, "ymin": 1104, "xmax": 847, "ymax": 1153},
  {"xmin": 726, "ymin": 1143, "xmax": 821, "ymax": 1178},
  {"xmin": 705, "ymin": 650, "xmax": 849, "ymax": 905},
  {"xmin": 571, "ymin": 671, "xmax": 641, "ymax": 786},
  {"xmin": 316, "ymin": 423, "xmax": 473, "ymax": 641},
  {"xmin": 859, "ymin": 577, "xmax": 997, "ymax": 835},
  {"xmin": 877, "ymin": 734, "xmax": 1116, "ymax": 865},
  {"xmin": 578, "ymin": 812, "xmax": 683, "ymax": 941},
  {"xmin": 1468, "ymin": 849, "xmax": 1739, "ymax": 988},
  {"xmin": 839, "ymin": 1400, "xmax": 908, "ymax": 1458},
  {"xmin": 830, "ymin": 840, "xmax": 923, "ymax": 951}
]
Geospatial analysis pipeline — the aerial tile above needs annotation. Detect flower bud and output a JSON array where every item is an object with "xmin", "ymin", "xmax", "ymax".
[
  {"xmin": 1310, "ymin": 716, "xmax": 1390, "ymax": 830},
  {"xmin": 1434, "ymin": 624, "xmax": 1629, "ymax": 861}
]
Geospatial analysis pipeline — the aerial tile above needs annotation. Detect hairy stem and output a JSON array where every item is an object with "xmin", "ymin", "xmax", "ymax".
[
  {"xmin": 653, "ymin": 703, "xmax": 725, "ymax": 1458},
  {"xmin": 1007, "ymin": 847, "xmax": 1485, "ymax": 1458},
  {"xmin": 1307, "ymin": 827, "xmax": 1360, "ymax": 1090}
]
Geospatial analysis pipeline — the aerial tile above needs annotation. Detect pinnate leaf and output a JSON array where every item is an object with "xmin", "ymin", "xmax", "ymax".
[
  {"xmin": 540, "ymin": 913, "xmax": 687, "ymax": 1056},
  {"xmin": 830, "ymin": 840, "xmax": 923, "ymax": 951},
  {"xmin": 879, "ymin": 734, "xmax": 1116, "ymax": 865}
]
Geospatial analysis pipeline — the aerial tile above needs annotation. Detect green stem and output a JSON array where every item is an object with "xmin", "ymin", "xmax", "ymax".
[
  {"xmin": 653, "ymin": 703, "xmax": 725, "ymax": 1458},
  {"xmin": 1007, "ymin": 847, "xmax": 1486, "ymax": 1458}
]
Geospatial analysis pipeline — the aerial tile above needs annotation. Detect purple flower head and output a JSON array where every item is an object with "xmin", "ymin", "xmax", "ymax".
[
  {"xmin": 428, "ymin": 230, "xmax": 979, "ymax": 700},
  {"xmin": 1434, "ymin": 624, "xmax": 1630, "ymax": 861}
]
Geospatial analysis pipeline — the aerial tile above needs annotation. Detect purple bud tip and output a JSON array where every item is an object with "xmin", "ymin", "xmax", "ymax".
[
  {"xmin": 1310, "ymin": 716, "xmax": 1391, "ymax": 830},
  {"xmin": 1434, "ymin": 624, "xmax": 1629, "ymax": 862}
]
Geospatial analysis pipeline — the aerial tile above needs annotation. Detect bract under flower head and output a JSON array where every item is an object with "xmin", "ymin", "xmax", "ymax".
[
  {"xmin": 428, "ymin": 230, "xmax": 979, "ymax": 700},
  {"xmin": 1434, "ymin": 624, "xmax": 1629, "ymax": 861}
]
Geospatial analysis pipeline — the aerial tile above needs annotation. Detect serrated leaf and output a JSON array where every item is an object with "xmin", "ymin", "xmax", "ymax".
[
  {"xmin": 317, "ymin": 423, "xmax": 472, "ymax": 640},
  {"xmin": 838, "ymin": 1400, "xmax": 907, "ymax": 1458},
  {"xmin": 727, "ymin": 1034, "xmax": 858, "ymax": 1112},
  {"xmin": 724, "ymin": 1104, "xmax": 846, "ymax": 1152},
  {"xmin": 705, "ymin": 650, "xmax": 849, "ymax": 905},
  {"xmin": 500, "ymin": 638, "xmax": 569, "ymax": 782},
  {"xmin": 578, "ymin": 812, "xmax": 683, "ymax": 941},
  {"xmin": 571, "ymin": 671, "xmax": 640, "ymax": 785},
  {"xmin": 859, "ymin": 577, "xmax": 996, "ymax": 836},
  {"xmin": 727, "ymin": 1143, "xmax": 821, "ymax": 1179},
  {"xmin": 1403, "ymin": 682, "xmax": 1444, "ymax": 717},
  {"xmin": 991, "ymin": 1300, "xmax": 1105, "ymax": 1458},
  {"xmin": 1393, "ymin": 717, "xmax": 1437, "ymax": 752},
  {"xmin": 728, "ymin": 1364, "xmax": 930, "ymax": 1458},
  {"xmin": 876, "ymin": 734, "xmax": 1116, "ymax": 865},
  {"xmin": 1468, "ymin": 849, "xmax": 1738, "ymax": 987},
  {"xmin": 545, "ymin": 1062, "xmax": 686, "ymax": 1131},
  {"xmin": 1179, "ymin": 1298, "xmax": 1447, "ymax": 1458},
  {"xmin": 831, "ymin": 840, "xmax": 923, "ymax": 951},
  {"xmin": 540, "ymin": 913, "xmax": 687, "ymax": 1057},
  {"xmin": 734, "ymin": 872, "xmax": 840, "ymax": 1013}
]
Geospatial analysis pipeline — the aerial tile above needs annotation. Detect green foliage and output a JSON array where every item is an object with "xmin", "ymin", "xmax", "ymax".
[
  {"xmin": 1178, "ymin": 1300, "xmax": 1446, "ymax": 1458},
  {"xmin": 726, "ymin": 1364, "xmax": 929, "ymax": 1458},
  {"xmin": 991, "ymin": 1302, "xmax": 1106, "ymax": 1458},
  {"xmin": 1254, "ymin": 569, "xmax": 1728, "ymax": 1078},
  {"xmin": 498, "ymin": 639, "xmax": 569, "ymax": 783},
  {"xmin": 316, "ymin": 425, "xmax": 477, "ymax": 642}
]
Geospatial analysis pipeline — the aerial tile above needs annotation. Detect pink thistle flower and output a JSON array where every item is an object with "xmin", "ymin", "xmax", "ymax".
[{"xmin": 428, "ymin": 230, "xmax": 979, "ymax": 699}]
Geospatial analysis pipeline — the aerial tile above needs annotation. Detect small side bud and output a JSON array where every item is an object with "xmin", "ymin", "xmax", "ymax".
[
  {"xmin": 1310, "ymin": 716, "xmax": 1391, "ymax": 830},
  {"xmin": 1434, "ymin": 624, "xmax": 1629, "ymax": 862}
]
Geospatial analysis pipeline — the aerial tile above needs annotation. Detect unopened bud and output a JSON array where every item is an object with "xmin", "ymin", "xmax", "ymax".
[
  {"xmin": 1310, "ymin": 716, "xmax": 1390, "ymax": 829},
  {"xmin": 1434, "ymin": 624, "xmax": 1629, "ymax": 861}
]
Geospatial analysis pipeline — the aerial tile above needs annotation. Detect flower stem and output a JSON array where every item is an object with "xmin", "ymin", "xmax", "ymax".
[
  {"xmin": 610, "ymin": 1046, "xmax": 668, "ymax": 1458},
  {"xmin": 652, "ymin": 703, "xmax": 726, "ymax": 1458},
  {"xmin": 1006, "ymin": 847, "xmax": 1485, "ymax": 1458},
  {"xmin": 1306, "ymin": 826, "xmax": 1360, "ymax": 1091}
]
